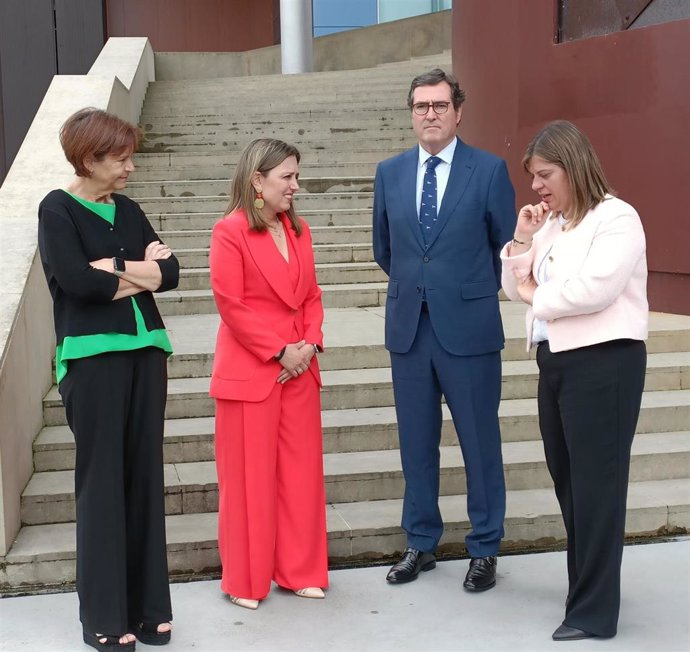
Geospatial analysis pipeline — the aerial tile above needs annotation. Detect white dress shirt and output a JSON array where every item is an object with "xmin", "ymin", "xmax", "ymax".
[{"xmin": 416, "ymin": 138, "xmax": 457, "ymax": 217}]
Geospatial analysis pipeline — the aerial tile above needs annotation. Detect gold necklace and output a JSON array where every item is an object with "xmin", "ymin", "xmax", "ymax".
[{"xmin": 267, "ymin": 220, "xmax": 283, "ymax": 236}]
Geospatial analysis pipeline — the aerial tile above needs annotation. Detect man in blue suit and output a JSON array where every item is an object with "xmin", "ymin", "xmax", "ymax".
[{"xmin": 373, "ymin": 69, "xmax": 516, "ymax": 591}]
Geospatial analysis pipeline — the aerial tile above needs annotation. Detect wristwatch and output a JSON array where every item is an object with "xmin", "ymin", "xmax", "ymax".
[{"xmin": 112, "ymin": 257, "xmax": 126, "ymax": 276}]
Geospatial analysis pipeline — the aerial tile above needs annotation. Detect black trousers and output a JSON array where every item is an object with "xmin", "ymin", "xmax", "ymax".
[
  {"xmin": 536, "ymin": 339, "xmax": 646, "ymax": 637},
  {"xmin": 59, "ymin": 347, "xmax": 172, "ymax": 634}
]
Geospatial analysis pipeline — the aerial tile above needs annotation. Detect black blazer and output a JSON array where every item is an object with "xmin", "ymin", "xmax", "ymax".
[{"xmin": 38, "ymin": 190, "xmax": 179, "ymax": 345}]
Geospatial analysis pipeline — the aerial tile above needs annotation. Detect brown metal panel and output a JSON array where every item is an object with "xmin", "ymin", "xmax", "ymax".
[
  {"xmin": 0, "ymin": 45, "xmax": 6, "ymax": 184},
  {"xmin": 559, "ymin": 0, "xmax": 653, "ymax": 41},
  {"xmin": 55, "ymin": 0, "xmax": 107, "ymax": 74},
  {"xmin": 453, "ymin": 0, "xmax": 690, "ymax": 313},
  {"xmin": 105, "ymin": 0, "xmax": 278, "ymax": 52},
  {"xmin": 0, "ymin": 0, "xmax": 57, "ymax": 182}
]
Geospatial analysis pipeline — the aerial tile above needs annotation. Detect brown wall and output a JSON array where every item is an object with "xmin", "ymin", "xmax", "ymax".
[
  {"xmin": 106, "ymin": 0, "xmax": 279, "ymax": 52},
  {"xmin": 452, "ymin": 0, "xmax": 690, "ymax": 314}
]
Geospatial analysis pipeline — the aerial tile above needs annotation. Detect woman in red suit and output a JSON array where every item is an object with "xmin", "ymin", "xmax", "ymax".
[{"xmin": 209, "ymin": 138, "xmax": 328, "ymax": 610}]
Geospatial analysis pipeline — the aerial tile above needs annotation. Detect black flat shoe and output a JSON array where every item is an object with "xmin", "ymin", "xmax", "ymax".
[
  {"xmin": 463, "ymin": 556, "xmax": 497, "ymax": 592},
  {"xmin": 83, "ymin": 630, "xmax": 136, "ymax": 651},
  {"xmin": 552, "ymin": 624, "xmax": 595, "ymax": 641},
  {"xmin": 386, "ymin": 547, "xmax": 436, "ymax": 584},
  {"xmin": 130, "ymin": 622, "xmax": 171, "ymax": 646}
]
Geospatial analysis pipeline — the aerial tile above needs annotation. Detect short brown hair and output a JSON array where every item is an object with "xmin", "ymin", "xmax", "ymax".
[
  {"xmin": 407, "ymin": 68, "xmax": 467, "ymax": 110},
  {"xmin": 60, "ymin": 108, "xmax": 139, "ymax": 177},
  {"xmin": 226, "ymin": 138, "xmax": 302, "ymax": 236},
  {"xmin": 522, "ymin": 120, "xmax": 613, "ymax": 229}
]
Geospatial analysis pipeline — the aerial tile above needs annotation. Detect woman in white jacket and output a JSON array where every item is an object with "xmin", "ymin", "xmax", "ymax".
[{"xmin": 501, "ymin": 120, "xmax": 648, "ymax": 641}]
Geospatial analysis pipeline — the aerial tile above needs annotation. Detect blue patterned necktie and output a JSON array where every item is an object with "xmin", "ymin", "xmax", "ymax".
[{"xmin": 419, "ymin": 155, "xmax": 442, "ymax": 241}]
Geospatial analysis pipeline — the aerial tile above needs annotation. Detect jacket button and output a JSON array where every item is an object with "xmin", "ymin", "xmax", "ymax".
[
  {"xmin": 423, "ymin": 256, "xmax": 430, "ymax": 263},
  {"xmin": 109, "ymin": 227, "xmax": 114, "ymax": 232},
  {"xmin": 119, "ymin": 247, "xmax": 124, "ymax": 252}
]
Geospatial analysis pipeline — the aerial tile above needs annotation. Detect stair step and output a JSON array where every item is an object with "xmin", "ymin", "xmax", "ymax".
[
  {"xmin": 126, "ymin": 176, "xmax": 374, "ymax": 199},
  {"xmin": 139, "ymin": 136, "xmax": 413, "ymax": 154},
  {"xmin": 38, "ymin": 382, "xmax": 690, "ymax": 458},
  {"xmin": 159, "ymin": 224, "xmax": 372, "ymax": 249},
  {"xmin": 140, "ymin": 126, "xmax": 412, "ymax": 149},
  {"xmin": 137, "ymin": 192, "xmax": 374, "ymax": 214},
  {"xmin": 174, "ymin": 243, "xmax": 374, "ymax": 268},
  {"xmin": 131, "ymin": 162, "xmax": 380, "ymax": 182},
  {"xmin": 157, "ymin": 308, "xmax": 690, "ymax": 377},
  {"xmin": 154, "ymin": 283, "xmax": 387, "ymax": 316},
  {"xmin": 139, "ymin": 111, "xmax": 408, "ymax": 131},
  {"xmin": 176, "ymin": 261, "xmax": 386, "ymax": 291},
  {"xmin": 148, "ymin": 208, "xmax": 373, "ymax": 231},
  {"xmin": 21, "ymin": 433, "xmax": 690, "ymax": 525},
  {"xmin": 4, "ymin": 478, "xmax": 687, "ymax": 588}
]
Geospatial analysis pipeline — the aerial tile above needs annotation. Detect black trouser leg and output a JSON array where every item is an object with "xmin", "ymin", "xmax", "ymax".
[
  {"xmin": 537, "ymin": 340, "xmax": 646, "ymax": 638},
  {"xmin": 125, "ymin": 348, "xmax": 172, "ymax": 627},
  {"xmin": 536, "ymin": 353, "xmax": 578, "ymax": 595},
  {"xmin": 59, "ymin": 349, "xmax": 172, "ymax": 634}
]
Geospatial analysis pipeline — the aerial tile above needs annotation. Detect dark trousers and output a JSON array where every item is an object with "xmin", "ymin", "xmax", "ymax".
[
  {"xmin": 390, "ymin": 312, "xmax": 506, "ymax": 557},
  {"xmin": 537, "ymin": 339, "xmax": 646, "ymax": 637},
  {"xmin": 59, "ymin": 347, "xmax": 172, "ymax": 634}
]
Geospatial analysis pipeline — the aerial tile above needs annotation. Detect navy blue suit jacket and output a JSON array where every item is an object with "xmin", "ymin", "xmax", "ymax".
[{"xmin": 373, "ymin": 138, "xmax": 517, "ymax": 355}]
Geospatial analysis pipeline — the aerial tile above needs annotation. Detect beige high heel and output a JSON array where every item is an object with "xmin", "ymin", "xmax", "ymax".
[
  {"xmin": 294, "ymin": 587, "xmax": 325, "ymax": 599},
  {"xmin": 229, "ymin": 595, "xmax": 259, "ymax": 610}
]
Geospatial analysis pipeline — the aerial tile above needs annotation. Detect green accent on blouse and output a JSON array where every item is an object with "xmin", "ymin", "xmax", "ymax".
[{"xmin": 55, "ymin": 191, "xmax": 173, "ymax": 384}]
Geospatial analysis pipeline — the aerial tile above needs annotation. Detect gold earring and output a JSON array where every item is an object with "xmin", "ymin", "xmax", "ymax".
[{"xmin": 254, "ymin": 191, "xmax": 264, "ymax": 210}]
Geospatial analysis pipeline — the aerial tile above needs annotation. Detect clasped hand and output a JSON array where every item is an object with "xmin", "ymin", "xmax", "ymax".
[
  {"xmin": 89, "ymin": 241, "xmax": 172, "ymax": 273},
  {"xmin": 277, "ymin": 340, "xmax": 315, "ymax": 384},
  {"xmin": 514, "ymin": 270, "xmax": 538, "ymax": 305}
]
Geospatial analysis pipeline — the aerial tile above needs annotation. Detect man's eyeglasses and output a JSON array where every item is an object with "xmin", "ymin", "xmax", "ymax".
[{"xmin": 412, "ymin": 101, "xmax": 451, "ymax": 115}]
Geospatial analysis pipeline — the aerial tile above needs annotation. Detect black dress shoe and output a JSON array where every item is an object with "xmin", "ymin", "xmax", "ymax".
[
  {"xmin": 552, "ymin": 624, "xmax": 595, "ymax": 641},
  {"xmin": 462, "ymin": 556, "xmax": 497, "ymax": 592},
  {"xmin": 386, "ymin": 547, "xmax": 436, "ymax": 584}
]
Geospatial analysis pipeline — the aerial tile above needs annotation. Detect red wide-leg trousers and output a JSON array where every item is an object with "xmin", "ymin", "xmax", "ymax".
[{"xmin": 214, "ymin": 372, "xmax": 329, "ymax": 600}]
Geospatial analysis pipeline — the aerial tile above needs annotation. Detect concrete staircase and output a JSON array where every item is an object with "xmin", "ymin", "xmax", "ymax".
[{"xmin": 3, "ymin": 52, "xmax": 690, "ymax": 591}]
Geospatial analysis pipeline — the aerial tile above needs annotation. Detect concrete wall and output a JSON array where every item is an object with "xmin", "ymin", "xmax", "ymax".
[
  {"xmin": 0, "ymin": 37, "xmax": 155, "ymax": 556},
  {"xmin": 155, "ymin": 9, "xmax": 452, "ymax": 80},
  {"xmin": 452, "ymin": 0, "xmax": 690, "ymax": 314}
]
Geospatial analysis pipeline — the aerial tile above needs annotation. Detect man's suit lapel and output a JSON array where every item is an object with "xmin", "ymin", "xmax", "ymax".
[
  {"xmin": 243, "ymin": 217, "xmax": 299, "ymax": 309},
  {"xmin": 426, "ymin": 138, "xmax": 475, "ymax": 249},
  {"xmin": 396, "ymin": 148, "xmax": 425, "ymax": 250}
]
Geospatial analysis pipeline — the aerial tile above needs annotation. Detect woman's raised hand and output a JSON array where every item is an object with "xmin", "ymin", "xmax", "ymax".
[{"xmin": 515, "ymin": 201, "xmax": 550, "ymax": 241}]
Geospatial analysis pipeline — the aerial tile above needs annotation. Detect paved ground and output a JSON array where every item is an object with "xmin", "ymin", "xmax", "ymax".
[{"xmin": 1, "ymin": 539, "xmax": 688, "ymax": 651}]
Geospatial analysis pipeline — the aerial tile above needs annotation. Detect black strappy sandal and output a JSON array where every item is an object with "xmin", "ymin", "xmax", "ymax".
[
  {"xmin": 130, "ymin": 622, "xmax": 172, "ymax": 646},
  {"xmin": 83, "ymin": 630, "xmax": 136, "ymax": 651}
]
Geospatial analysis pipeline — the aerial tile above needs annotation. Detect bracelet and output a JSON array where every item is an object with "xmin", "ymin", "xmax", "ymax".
[
  {"xmin": 275, "ymin": 346, "xmax": 286, "ymax": 361},
  {"xmin": 312, "ymin": 344, "xmax": 319, "ymax": 355},
  {"xmin": 512, "ymin": 236, "xmax": 532, "ymax": 246}
]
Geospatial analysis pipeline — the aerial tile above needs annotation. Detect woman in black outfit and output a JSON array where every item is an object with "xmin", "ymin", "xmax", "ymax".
[{"xmin": 38, "ymin": 108, "xmax": 178, "ymax": 650}]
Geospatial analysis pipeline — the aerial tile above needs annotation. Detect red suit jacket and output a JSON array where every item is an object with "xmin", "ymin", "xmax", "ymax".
[{"xmin": 209, "ymin": 209, "xmax": 324, "ymax": 402}]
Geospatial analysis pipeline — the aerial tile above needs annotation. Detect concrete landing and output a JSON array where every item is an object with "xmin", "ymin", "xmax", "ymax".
[{"xmin": 1, "ymin": 539, "xmax": 688, "ymax": 651}]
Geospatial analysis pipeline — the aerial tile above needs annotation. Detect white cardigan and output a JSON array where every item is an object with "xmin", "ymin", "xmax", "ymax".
[{"xmin": 500, "ymin": 196, "xmax": 648, "ymax": 352}]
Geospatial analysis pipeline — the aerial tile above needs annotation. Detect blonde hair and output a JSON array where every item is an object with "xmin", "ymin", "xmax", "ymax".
[
  {"xmin": 226, "ymin": 138, "xmax": 302, "ymax": 235},
  {"xmin": 522, "ymin": 120, "xmax": 613, "ymax": 229}
]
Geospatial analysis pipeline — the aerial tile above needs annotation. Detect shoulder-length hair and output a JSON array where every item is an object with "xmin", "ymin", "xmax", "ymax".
[
  {"xmin": 522, "ymin": 120, "xmax": 613, "ymax": 229},
  {"xmin": 60, "ymin": 108, "xmax": 139, "ymax": 177},
  {"xmin": 226, "ymin": 138, "xmax": 302, "ymax": 236}
]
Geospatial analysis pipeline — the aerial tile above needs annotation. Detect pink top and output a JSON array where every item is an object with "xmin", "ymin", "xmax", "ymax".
[{"xmin": 500, "ymin": 196, "xmax": 649, "ymax": 352}]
